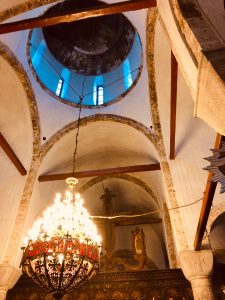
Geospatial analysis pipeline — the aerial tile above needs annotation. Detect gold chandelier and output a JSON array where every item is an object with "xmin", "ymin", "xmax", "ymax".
[{"xmin": 21, "ymin": 177, "xmax": 101, "ymax": 299}]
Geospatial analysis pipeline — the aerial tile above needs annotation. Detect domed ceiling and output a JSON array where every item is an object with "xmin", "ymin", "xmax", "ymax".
[
  {"xmin": 29, "ymin": 0, "xmax": 142, "ymax": 106},
  {"xmin": 43, "ymin": 0, "xmax": 135, "ymax": 75}
]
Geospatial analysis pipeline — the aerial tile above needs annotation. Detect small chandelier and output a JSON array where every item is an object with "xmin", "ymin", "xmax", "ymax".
[{"xmin": 21, "ymin": 177, "xmax": 101, "ymax": 299}]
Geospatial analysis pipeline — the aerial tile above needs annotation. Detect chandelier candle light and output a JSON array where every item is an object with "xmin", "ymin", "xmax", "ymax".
[{"xmin": 21, "ymin": 177, "xmax": 101, "ymax": 299}]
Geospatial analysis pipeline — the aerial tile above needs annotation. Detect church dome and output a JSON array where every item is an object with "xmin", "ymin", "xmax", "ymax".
[{"xmin": 28, "ymin": 0, "xmax": 142, "ymax": 107}]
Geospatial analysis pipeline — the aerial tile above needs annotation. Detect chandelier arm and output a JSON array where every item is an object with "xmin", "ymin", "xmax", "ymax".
[
  {"xmin": 64, "ymin": 256, "xmax": 85, "ymax": 291},
  {"xmin": 67, "ymin": 260, "xmax": 90, "ymax": 292},
  {"xmin": 74, "ymin": 260, "xmax": 96, "ymax": 290},
  {"xmin": 43, "ymin": 253, "xmax": 55, "ymax": 291},
  {"xmin": 58, "ymin": 256, "xmax": 65, "ymax": 292},
  {"xmin": 27, "ymin": 257, "xmax": 50, "ymax": 292}
]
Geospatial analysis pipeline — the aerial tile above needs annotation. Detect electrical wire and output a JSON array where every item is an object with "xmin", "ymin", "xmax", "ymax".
[
  {"xmin": 30, "ymin": 43, "xmax": 81, "ymax": 98},
  {"xmin": 72, "ymin": 97, "xmax": 82, "ymax": 176},
  {"xmin": 101, "ymin": 179, "xmax": 106, "ymax": 193},
  {"xmin": 83, "ymin": 66, "xmax": 141, "ymax": 98},
  {"xmin": 90, "ymin": 197, "xmax": 203, "ymax": 220},
  {"xmin": 72, "ymin": 75, "xmax": 86, "ymax": 176},
  {"xmin": 30, "ymin": 42, "xmax": 141, "ymax": 101}
]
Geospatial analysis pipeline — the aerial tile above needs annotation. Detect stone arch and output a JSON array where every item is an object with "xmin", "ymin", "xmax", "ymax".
[
  {"xmin": 0, "ymin": 40, "xmax": 40, "ymax": 155},
  {"xmin": 146, "ymin": 7, "xmax": 188, "ymax": 264},
  {"xmin": 78, "ymin": 173, "xmax": 159, "ymax": 208},
  {"xmin": 0, "ymin": 40, "xmax": 41, "ymax": 266},
  {"xmin": 40, "ymin": 113, "xmax": 157, "ymax": 160},
  {"xmin": 0, "ymin": 1, "xmax": 59, "ymax": 23},
  {"xmin": 207, "ymin": 202, "xmax": 225, "ymax": 233}
]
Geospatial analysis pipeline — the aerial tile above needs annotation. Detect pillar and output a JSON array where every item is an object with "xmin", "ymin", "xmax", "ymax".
[
  {"xmin": 0, "ymin": 265, "xmax": 21, "ymax": 300},
  {"xmin": 180, "ymin": 250, "xmax": 215, "ymax": 300}
]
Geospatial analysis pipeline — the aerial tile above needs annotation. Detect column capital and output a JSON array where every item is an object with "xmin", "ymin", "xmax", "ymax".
[
  {"xmin": 180, "ymin": 250, "xmax": 215, "ymax": 300},
  {"xmin": 179, "ymin": 250, "xmax": 213, "ymax": 281},
  {"xmin": 0, "ymin": 265, "xmax": 21, "ymax": 299}
]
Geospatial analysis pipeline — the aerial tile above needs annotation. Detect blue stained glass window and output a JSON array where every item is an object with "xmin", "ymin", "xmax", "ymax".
[
  {"xmin": 93, "ymin": 75, "xmax": 104, "ymax": 105},
  {"xmin": 30, "ymin": 27, "xmax": 142, "ymax": 107},
  {"xmin": 123, "ymin": 58, "xmax": 133, "ymax": 89},
  {"xmin": 56, "ymin": 78, "xmax": 63, "ymax": 97},
  {"xmin": 97, "ymin": 85, "xmax": 104, "ymax": 105}
]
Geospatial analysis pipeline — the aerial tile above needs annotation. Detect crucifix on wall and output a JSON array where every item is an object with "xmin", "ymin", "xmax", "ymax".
[{"xmin": 93, "ymin": 186, "xmax": 160, "ymax": 271}]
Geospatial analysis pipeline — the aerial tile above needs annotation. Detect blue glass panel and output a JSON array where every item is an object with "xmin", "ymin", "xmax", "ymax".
[
  {"xmin": 30, "ymin": 28, "xmax": 142, "ymax": 106},
  {"xmin": 123, "ymin": 58, "xmax": 133, "ymax": 89},
  {"xmin": 93, "ymin": 76, "xmax": 103, "ymax": 105}
]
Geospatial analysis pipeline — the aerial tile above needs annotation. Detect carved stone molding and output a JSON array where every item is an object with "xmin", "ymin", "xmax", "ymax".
[
  {"xmin": 0, "ymin": 40, "xmax": 41, "ymax": 267},
  {"xmin": 0, "ymin": 1, "xmax": 59, "ymax": 23},
  {"xmin": 180, "ymin": 250, "xmax": 215, "ymax": 300},
  {"xmin": 7, "ymin": 265, "xmax": 225, "ymax": 299},
  {"xmin": 7, "ymin": 269, "xmax": 194, "ymax": 300},
  {"xmin": 40, "ymin": 114, "xmax": 157, "ymax": 159},
  {"xmin": 207, "ymin": 202, "xmax": 225, "ymax": 233},
  {"xmin": 147, "ymin": 8, "xmax": 187, "ymax": 265},
  {"xmin": 78, "ymin": 173, "xmax": 159, "ymax": 207},
  {"xmin": 0, "ymin": 265, "xmax": 21, "ymax": 300}
]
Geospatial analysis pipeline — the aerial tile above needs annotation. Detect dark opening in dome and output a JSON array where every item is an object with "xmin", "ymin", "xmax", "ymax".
[
  {"xmin": 43, "ymin": 0, "xmax": 135, "ymax": 75},
  {"xmin": 29, "ymin": 0, "xmax": 142, "ymax": 107}
]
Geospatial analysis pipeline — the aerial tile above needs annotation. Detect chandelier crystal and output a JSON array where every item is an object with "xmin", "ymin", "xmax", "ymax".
[{"xmin": 21, "ymin": 177, "xmax": 101, "ymax": 299}]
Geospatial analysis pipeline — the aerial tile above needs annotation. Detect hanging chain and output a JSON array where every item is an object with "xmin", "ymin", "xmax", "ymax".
[
  {"xmin": 101, "ymin": 179, "xmax": 106, "ymax": 193},
  {"xmin": 72, "ymin": 18, "xmax": 97, "ymax": 177},
  {"xmin": 72, "ymin": 74, "xmax": 86, "ymax": 177}
]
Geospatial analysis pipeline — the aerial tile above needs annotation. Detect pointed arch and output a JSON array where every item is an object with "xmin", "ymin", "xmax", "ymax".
[
  {"xmin": 40, "ymin": 113, "xmax": 157, "ymax": 160},
  {"xmin": 78, "ymin": 173, "xmax": 159, "ymax": 207}
]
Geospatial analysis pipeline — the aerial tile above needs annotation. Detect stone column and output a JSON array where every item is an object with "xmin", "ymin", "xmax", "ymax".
[
  {"xmin": 0, "ymin": 265, "xmax": 21, "ymax": 300},
  {"xmin": 180, "ymin": 250, "xmax": 215, "ymax": 300}
]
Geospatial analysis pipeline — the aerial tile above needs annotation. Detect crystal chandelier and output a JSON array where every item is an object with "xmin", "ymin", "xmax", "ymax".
[{"xmin": 21, "ymin": 177, "xmax": 101, "ymax": 299}]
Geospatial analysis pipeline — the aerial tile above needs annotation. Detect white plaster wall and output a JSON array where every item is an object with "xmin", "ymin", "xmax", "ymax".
[
  {"xmin": 0, "ymin": 57, "xmax": 33, "ymax": 262},
  {"xmin": 39, "ymin": 122, "xmax": 158, "ymax": 173},
  {"xmin": 154, "ymin": 19, "xmax": 225, "ymax": 248}
]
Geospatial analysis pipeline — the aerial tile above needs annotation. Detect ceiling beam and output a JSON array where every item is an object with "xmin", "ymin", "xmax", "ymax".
[
  {"xmin": 0, "ymin": 132, "xmax": 27, "ymax": 175},
  {"xmin": 170, "ymin": 51, "xmax": 178, "ymax": 160},
  {"xmin": 0, "ymin": 0, "xmax": 157, "ymax": 35},
  {"xmin": 193, "ymin": 133, "xmax": 222, "ymax": 250},
  {"xmin": 38, "ymin": 163, "xmax": 161, "ymax": 182}
]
